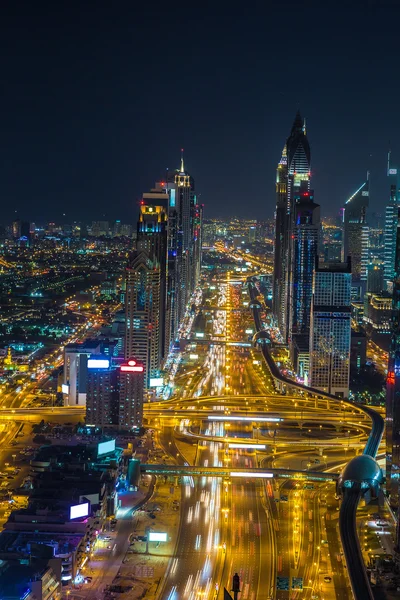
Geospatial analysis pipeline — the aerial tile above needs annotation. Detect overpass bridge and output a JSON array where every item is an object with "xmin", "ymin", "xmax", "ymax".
[
  {"xmin": 247, "ymin": 277, "xmax": 385, "ymax": 600},
  {"xmin": 140, "ymin": 463, "xmax": 337, "ymax": 482}
]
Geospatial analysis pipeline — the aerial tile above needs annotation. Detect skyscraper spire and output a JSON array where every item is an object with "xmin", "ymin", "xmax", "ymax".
[
  {"xmin": 292, "ymin": 110, "xmax": 303, "ymax": 133},
  {"xmin": 180, "ymin": 148, "xmax": 185, "ymax": 173}
]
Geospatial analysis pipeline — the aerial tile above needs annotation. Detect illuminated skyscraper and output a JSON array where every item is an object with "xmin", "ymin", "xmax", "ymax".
[
  {"xmin": 125, "ymin": 251, "xmax": 161, "ymax": 388},
  {"xmin": 164, "ymin": 153, "xmax": 201, "ymax": 345},
  {"xmin": 137, "ymin": 185, "xmax": 169, "ymax": 357},
  {"xmin": 384, "ymin": 153, "xmax": 400, "ymax": 291},
  {"xmin": 119, "ymin": 359, "xmax": 144, "ymax": 429},
  {"xmin": 272, "ymin": 143, "xmax": 288, "ymax": 324},
  {"xmin": 288, "ymin": 185, "xmax": 320, "ymax": 340},
  {"xmin": 386, "ymin": 207, "xmax": 400, "ymax": 533},
  {"xmin": 342, "ymin": 173, "xmax": 370, "ymax": 292},
  {"xmin": 273, "ymin": 111, "xmax": 311, "ymax": 340},
  {"xmin": 309, "ymin": 258, "xmax": 352, "ymax": 397}
]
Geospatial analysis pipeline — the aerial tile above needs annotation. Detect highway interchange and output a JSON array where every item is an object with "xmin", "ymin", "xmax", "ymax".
[
  {"xmin": 137, "ymin": 273, "xmax": 373, "ymax": 600},
  {"xmin": 0, "ymin": 267, "xmax": 385, "ymax": 600}
]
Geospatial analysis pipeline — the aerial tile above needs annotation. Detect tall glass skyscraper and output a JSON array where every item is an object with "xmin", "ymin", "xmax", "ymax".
[
  {"xmin": 164, "ymin": 153, "xmax": 202, "ymax": 346},
  {"xmin": 384, "ymin": 153, "xmax": 399, "ymax": 291},
  {"xmin": 273, "ymin": 112, "xmax": 311, "ymax": 341},
  {"xmin": 386, "ymin": 207, "xmax": 400, "ymax": 540},
  {"xmin": 342, "ymin": 173, "xmax": 369, "ymax": 292},
  {"xmin": 309, "ymin": 259, "xmax": 352, "ymax": 397},
  {"xmin": 288, "ymin": 185, "xmax": 320, "ymax": 340}
]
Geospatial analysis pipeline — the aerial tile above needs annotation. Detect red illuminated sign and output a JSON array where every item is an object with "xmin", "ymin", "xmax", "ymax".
[
  {"xmin": 387, "ymin": 371, "xmax": 395, "ymax": 384},
  {"xmin": 121, "ymin": 359, "xmax": 144, "ymax": 373}
]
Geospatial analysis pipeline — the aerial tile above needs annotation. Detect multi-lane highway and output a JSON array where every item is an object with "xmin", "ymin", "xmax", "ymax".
[{"xmin": 136, "ymin": 273, "xmax": 360, "ymax": 600}]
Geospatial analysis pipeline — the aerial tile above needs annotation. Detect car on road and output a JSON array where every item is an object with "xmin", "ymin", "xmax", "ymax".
[{"xmin": 324, "ymin": 577, "xmax": 332, "ymax": 583}]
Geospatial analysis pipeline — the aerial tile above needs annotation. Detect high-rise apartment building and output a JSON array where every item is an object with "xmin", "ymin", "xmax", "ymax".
[
  {"xmin": 85, "ymin": 355, "xmax": 144, "ymax": 430},
  {"xmin": 288, "ymin": 185, "xmax": 320, "ymax": 340},
  {"xmin": 125, "ymin": 251, "xmax": 161, "ymax": 388},
  {"xmin": 273, "ymin": 112, "xmax": 311, "ymax": 341},
  {"xmin": 86, "ymin": 356, "xmax": 120, "ymax": 428},
  {"xmin": 342, "ymin": 173, "xmax": 370, "ymax": 291},
  {"xmin": 63, "ymin": 340, "xmax": 116, "ymax": 406},
  {"xmin": 118, "ymin": 359, "xmax": 144, "ymax": 429},
  {"xmin": 386, "ymin": 207, "xmax": 400, "ymax": 525},
  {"xmin": 384, "ymin": 154, "xmax": 399, "ymax": 291},
  {"xmin": 309, "ymin": 258, "xmax": 352, "ymax": 397}
]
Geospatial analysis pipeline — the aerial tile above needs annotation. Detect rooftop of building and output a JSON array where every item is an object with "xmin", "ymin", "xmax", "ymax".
[
  {"xmin": 32, "ymin": 443, "xmax": 122, "ymax": 468},
  {"xmin": 0, "ymin": 559, "xmax": 55, "ymax": 598},
  {"xmin": 316, "ymin": 258, "xmax": 352, "ymax": 273},
  {"xmin": 0, "ymin": 530, "xmax": 81, "ymax": 557},
  {"xmin": 64, "ymin": 338, "xmax": 101, "ymax": 351}
]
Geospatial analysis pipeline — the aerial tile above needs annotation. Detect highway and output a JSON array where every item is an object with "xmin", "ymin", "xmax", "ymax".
[
  {"xmin": 0, "ymin": 266, "xmax": 381, "ymax": 600},
  {"xmin": 143, "ymin": 275, "xmax": 354, "ymax": 600},
  {"xmin": 247, "ymin": 276, "xmax": 384, "ymax": 600}
]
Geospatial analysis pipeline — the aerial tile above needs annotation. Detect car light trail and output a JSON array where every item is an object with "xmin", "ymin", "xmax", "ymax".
[
  {"xmin": 228, "ymin": 443, "xmax": 266, "ymax": 449},
  {"xmin": 208, "ymin": 415, "xmax": 282, "ymax": 422},
  {"xmin": 230, "ymin": 471, "xmax": 273, "ymax": 478}
]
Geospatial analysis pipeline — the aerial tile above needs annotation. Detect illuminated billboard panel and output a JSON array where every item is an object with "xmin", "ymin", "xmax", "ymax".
[
  {"xmin": 62, "ymin": 384, "xmax": 69, "ymax": 394},
  {"xmin": 120, "ymin": 359, "xmax": 144, "ymax": 373},
  {"xmin": 87, "ymin": 359, "xmax": 110, "ymax": 369},
  {"xmin": 148, "ymin": 532, "xmax": 168, "ymax": 542},
  {"xmin": 98, "ymin": 439, "xmax": 116, "ymax": 456},
  {"xmin": 149, "ymin": 377, "xmax": 163, "ymax": 387},
  {"xmin": 70, "ymin": 502, "xmax": 89, "ymax": 520}
]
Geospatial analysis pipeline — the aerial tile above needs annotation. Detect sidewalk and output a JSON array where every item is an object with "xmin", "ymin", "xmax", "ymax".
[{"xmin": 109, "ymin": 478, "xmax": 181, "ymax": 600}]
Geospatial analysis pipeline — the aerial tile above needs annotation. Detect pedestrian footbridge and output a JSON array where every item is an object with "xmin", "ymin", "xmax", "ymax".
[{"xmin": 140, "ymin": 463, "xmax": 337, "ymax": 482}]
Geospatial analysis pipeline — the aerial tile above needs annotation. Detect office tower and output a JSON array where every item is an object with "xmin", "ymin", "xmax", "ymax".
[
  {"xmin": 113, "ymin": 220, "xmax": 122, "ymax": 237},
  {"xmin": 288, "ymin": 185, "xmax": 320, "ymax": 340},
  {"xmin": 12, "ymin": 219, "xmax": 30, "ymax": 245},
  {"xmin": 249, "ymin": 225, "xmax": 256, "ymax": 243},
  {"xmin": 120, "ymin": 223, "xmax": 132, "ymax": 237},
  {"xmin": 193, "ymin": 201, "xmax": 203, "ymax": 287},
  {"xmin": 309, "ymin": 258, "xmax": 352, "ymax": 397},
  {"xmin": 138, "ymin": 185, "xmax": 169, "ymax": 357},
  {"xmin": 119, "ymin": 359, "xmax": 144, "ymax": 429},
  {"xmin": 86, "ymin": 356, "xmax": 120, "ymax": 428},
  {"xmin": 386, "ymin": 208, "xmax": 400, "ymax": 541},
  {"xmin": 125, "ymin": 251, "xmax": 161, "ymax": 388},
  {"xmin": 342, "ymin": 173, "xmax": 370, "ymax": 291},
  {"xmin": 273, "ymin": 112, "xmax": 311, "ymax": 341},
  {"xmin": 91, "ymin": 221, "xmax": 109, "ymax": 237},
  {"xmin": 384, "ymin": 154, "xmax": 399, "ymax": 291},
  {"xmin": 164, "ymin": 153, "xmax": 201, "ymax": 345},
  {"xmin": 63, "ymin": 340, "xmax": 116, "ymax": 406},
  {"xmin": 363, "ymin": 292, "xmax": 393, "ymax": 334},
  {"xmin": 366, "ymin": 261, "xmax": 384, "ymax": 293}
]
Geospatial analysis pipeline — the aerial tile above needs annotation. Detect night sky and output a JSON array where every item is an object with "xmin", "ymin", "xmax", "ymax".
[{"xmin": 1, "ymin": 1, "xmax": 399, "ymax": 224}]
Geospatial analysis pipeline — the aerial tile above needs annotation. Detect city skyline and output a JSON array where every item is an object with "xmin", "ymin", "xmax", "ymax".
[
  {"xmin": 0, "ymin": 3, "xmax": 399, "ymax": 600},
  {"xmin": 1, "ymin": 3, "xmax": 400, "ymax": 222}
]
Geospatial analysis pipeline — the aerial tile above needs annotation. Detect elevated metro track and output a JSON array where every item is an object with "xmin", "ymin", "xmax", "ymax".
[{"xmin": 247, "ymin": 278, "xmax": 385, "ymax": 600}]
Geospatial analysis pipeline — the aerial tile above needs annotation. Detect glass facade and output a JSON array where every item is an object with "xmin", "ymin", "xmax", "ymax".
[{"xmin": 310, "ymin": 263, "xmax": 352, "ymax": 397}]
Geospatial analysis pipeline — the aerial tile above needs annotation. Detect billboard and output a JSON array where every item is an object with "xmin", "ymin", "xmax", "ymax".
[
  {"xmin": 148, "ymin": 532, "xmax": 167, "ymax": 542},
  {"xmin": 149, "ymin": 377, "xmax": 163, "ymax": 387},
  {"xmin": 120, "ymin": 359, "xmax": 144, "ymax": 373},
  {"xmin": 70, "ymin": 502, "xmax": 89, "ymax": 520},
  {"xmin": 87, "ymin": 358, "xmax": 110, "ymax": 369},
  {"xmin": 98, "ymin": 439, "xmax": 116, "ymax": 456},
  {"xmin": 62, "ymin": 384, "xmax": 69, "ymax": 394}
]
